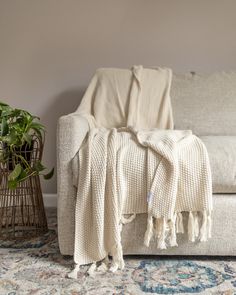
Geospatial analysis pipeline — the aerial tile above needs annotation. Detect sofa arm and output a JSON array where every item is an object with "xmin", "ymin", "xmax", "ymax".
[{"xmin": 57, "ymin": 113, "xmax": 89, "ymax": 255}]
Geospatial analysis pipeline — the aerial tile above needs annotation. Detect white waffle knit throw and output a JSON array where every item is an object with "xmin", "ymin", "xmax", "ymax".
[
  {"xmin": 68, "ymin": 66, "xmax": 213, "ymax": 277},
  {"xmin": 76, "ymin": 66, "xmax": 174, "ymax": 130},
  {"xmin": 73, "ymin": 127, "xmax": 212, "ymax": 271}
]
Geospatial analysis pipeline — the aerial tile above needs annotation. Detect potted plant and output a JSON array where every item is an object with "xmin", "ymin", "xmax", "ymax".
[{"xmin": 0, "ymin": 101, "xmax": 54, "ymax": 189}]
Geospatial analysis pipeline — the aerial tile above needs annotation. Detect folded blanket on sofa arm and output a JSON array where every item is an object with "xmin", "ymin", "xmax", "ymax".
[{"xmin": 69, "ymin": 66, "xmax": 213, "ymax": 276}]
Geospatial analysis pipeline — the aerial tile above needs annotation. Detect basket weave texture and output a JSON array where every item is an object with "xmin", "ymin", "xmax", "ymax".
[{"xmin": 0, "ymin": 136, "xmax": 48, "ymax": 240}]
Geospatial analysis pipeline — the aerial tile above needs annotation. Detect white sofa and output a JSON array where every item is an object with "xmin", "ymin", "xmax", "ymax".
[{"xmin": 57, "ymin": 71, "xmax": 236, "ymax": 256}]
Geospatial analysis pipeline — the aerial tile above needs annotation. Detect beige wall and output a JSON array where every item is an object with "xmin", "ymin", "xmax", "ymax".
[{"xmin": 1, "ymin": 0, "xmax": 236, "ymax": 193}]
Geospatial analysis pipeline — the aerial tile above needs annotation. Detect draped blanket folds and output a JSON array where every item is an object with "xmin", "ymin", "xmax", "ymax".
[
  {"xmin": 73, "ymin": 127, "xmax": 212, "ymax": 270},
  {"xmin": 70, "ymin": 66, "xmax": 213, "ymax": 275}
]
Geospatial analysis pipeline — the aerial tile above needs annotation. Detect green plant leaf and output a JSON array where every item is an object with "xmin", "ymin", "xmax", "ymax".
[
  {"xmin": 30, "ymin": 121, "xmax": 45, "ymax": 130},
  {"xmin": 22, "ymin": 133, "xmax": 32, "ymax": 145},
  {"xmin": 0, "ymin": 101, "xmax": 9, "ymax": 107},
  {"xmin": 3, "ymin": 130, "xmax": 18, "ymax": 145},
  {"xmin": 1, "ymin": 117, "xmax": 8, "ymax": 136},
  {"xmin": 8, "ymin": 179, "xmax": 18, "ymax": 189},
  {"xmin": 0, "ymin": 149, "xmax": 7, "ymax": 162},
  {"xmin": 1, "ymin": 102, "xmax": 51, "ymax": 186},
  {"xmin": 8, "ymin": 163, "xmax": 22, "ymax": 181},
  {"xmin": 17, "ymin": 169, "xmax": 27, "ymax": 182},
  {"xmin": 43, "ymin": 167, "xmax": 54, "ymax": 180},
  {"xmin": 30, "ymin": 122, "xmax": 45, "ymax": 135},
  {"xmin": 34, "ymin": 160, "xmax": 46, "ymax": 172}
]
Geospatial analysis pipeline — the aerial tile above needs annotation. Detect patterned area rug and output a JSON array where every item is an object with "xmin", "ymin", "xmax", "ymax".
[{"xmin": 0, "ymin": 208, "xmax": 236, "ymax": 295}]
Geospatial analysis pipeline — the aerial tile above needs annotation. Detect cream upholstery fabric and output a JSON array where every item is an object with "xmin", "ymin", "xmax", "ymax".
[
  {"xmin": 171, "ymin": 72, "xmax": 236, "ymax": 136},
  {"xmin": 57, "ymin": 113, "xmax": 89, "ymax": 255},
  {"xmin": 201, "ymin": 136, "xmax": 236, "ymax": 193}
]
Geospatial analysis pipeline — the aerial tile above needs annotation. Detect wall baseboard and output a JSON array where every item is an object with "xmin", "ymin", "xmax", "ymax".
[{"xmin": 43, "ymin": 193, "xmax": 57, "ymax": 207}]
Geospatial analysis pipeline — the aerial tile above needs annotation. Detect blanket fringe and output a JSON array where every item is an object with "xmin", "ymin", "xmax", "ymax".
[
  {"xmin": 169, "ymin": 214, "xmax": 178, "ymax": 247},
  {"xmin": 154, "ymin": 217, "xmax": 162, "ymax": 238},
  {"xmin": 70, "ymin": 210, "xmax": 213, "ymax": 278},
  {"xmin": 176, "ymin": 212, "xmax": 184, "ymax": 233},
  {"xmin": 207, "ymin": 212, "xmax": 212, "ymax": 239},
  {"xmin": 188, "ymin": 211, "xmax": 195, "ymax": 242},
  {"xmin": 110, "ymin": 242, "xmax": 125, "ymax": 272},
  {"xmin": 97, "ymin": 256, "xmax": 109, "ymax": 272},
  {"xmin": 67, "ymin": 263, "xmax": 81, "ymax": 279},
  {"xmin": 157, "ymin": 217, "xmax": 167, "ymax": 249},
  {"xmin": 121, "ymin": 213, "xmax": 136, "ymax": 224},
  {"xmin": 199, "ymin": 211, "xmax": 212, "ymax": 242},
  {"xmin": 194, "ymin": 212, "xmax": 199, "ymax": 237},
  {"xmin": 144, "ymin": 214, "xmax": 153, "ymax": 247},
  {"xmin": 87, "ymin": 262, "xmax": 97, "ymax": 276},
  {"xmin": 144, "ymin": 210, "xmax": 212, "ymax": 249}
]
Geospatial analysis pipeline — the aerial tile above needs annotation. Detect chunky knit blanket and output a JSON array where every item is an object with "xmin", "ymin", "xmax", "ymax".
[
  {"xmin": 76, "ymin": 66, "xmax": 174, "ymax": 130},
  {"xmin": 71, "ymin": 127, "xmax": 212, "ymax": 274},
  {"xmin": 68, "ymin": 66, "xmax": 212, "ymax": 277}
]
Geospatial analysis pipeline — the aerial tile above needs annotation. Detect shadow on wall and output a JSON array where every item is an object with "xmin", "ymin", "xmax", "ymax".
[{"xmin": 40, "ymin": 88, "xmax": 86, "ymax": 193}]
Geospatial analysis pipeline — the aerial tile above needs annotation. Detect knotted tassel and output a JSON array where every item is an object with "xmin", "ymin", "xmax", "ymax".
[
  {"xmin": 87, "ymin": 262, "xmax": 97, "ymax": 277},
  {"xmin": 193, "ymin": 212, "xmax": 199, "ymax": 238},
  {"xmin": 110, "ymin": 242, "xmax": 124, "ymax": 273},
  {"xmin": 188, "ymin": 211, "xmax": 195, "ymax": 242},
  {"xmin": 157, "ymin": 217, "xmax": 167, "ymax": 250},
  {"xmin": 97, "ymin": 256, "xmax": 109, "ymax": 273},
  {"xmin": 207, "ymin": 212, "xmax": 212, "ymax": 239},
  {"xmin": 199, "ymin": 211, "xmax": 208, "ymax": 242},
  {"xmin": 144, "ymin": 214, "xmax": 153, "ymax": 247},
  {"xmin": 154, "ymin": 218, "xmax": 162, "ymax": 239},
  {"xmin": 169, "ymin": 214, "xmax": 178, "ymax": 247},
  {"xmin": 121, "ymin": 214, "xmax": 136, "ymax": 224},
  {"xmin": 176, "ymin": 212, "xmax": 184, "ymax": 233},
  {"xmin": 67, "ymin": 263, "xmax": 81, "ymax": 279},
  {"xmin": 97, "ymin": 262, "xmax": 108, "ymax": 273},
  {"xmin": 110, "ymin": 219, "xmax": 125, "ymax": 273}
]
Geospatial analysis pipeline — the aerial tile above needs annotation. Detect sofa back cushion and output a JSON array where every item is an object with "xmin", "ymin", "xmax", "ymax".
[{"xmin": 171, "ymin": 72, "xmax": 236, "ymax": 135}]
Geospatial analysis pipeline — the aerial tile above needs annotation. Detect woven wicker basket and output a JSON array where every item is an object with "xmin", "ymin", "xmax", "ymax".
[{"xmin": 0, "ymin": 136, "xmax": 48, "ymax": 239}]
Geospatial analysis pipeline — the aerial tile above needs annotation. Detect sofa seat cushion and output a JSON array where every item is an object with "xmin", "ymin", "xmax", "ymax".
[{"xmin": 201, "ymin": 136, "xmax": 236, "ymax": 193}]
